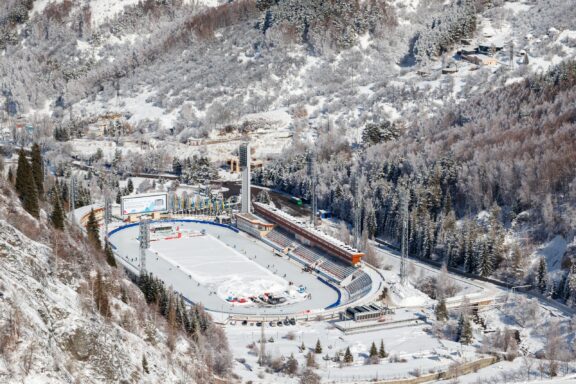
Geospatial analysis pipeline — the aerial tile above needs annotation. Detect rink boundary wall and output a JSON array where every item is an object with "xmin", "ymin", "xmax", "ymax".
[{"xmin": 107, "ymin": 219, "xmax": 239, "ymax": 240}]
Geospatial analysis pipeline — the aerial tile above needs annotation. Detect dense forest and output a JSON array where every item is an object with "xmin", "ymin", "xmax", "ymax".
[
  {"xmin": 256, "ymin": 0, "xmax": 396, "ymax": 51},
  {"xmin": 255, "ymin": 61, "xmax": 576, "ymax": 300}
]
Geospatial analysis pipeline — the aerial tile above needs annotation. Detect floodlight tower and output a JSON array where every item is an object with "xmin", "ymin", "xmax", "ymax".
[
  {"xmin": 353, "ymin": 173, "xmax": 362, "ymax": 251},
  {"xmin": 400, "ymin": 188, "xmax": 410, "ymax": 285},
  {"xmin": 307, "ymin": 151, "xmax": 317, "ymax": 228},
  {"xmin": 139, "ymin": 219, "xmax": 150, "ymax": 275},
  {"xmin": 239, "ymin": 142, "xmax": 251, "ymax": 213}
]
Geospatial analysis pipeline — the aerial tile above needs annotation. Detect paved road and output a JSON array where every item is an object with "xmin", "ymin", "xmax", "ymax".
[{"xmin": 373, "ymin": 240, "xmax": 576, "ymax": 319}]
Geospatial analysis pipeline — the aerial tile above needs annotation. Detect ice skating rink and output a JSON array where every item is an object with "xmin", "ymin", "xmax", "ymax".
[
  {"xmin": 150, "ymin": 234, "xmax": 304, "ymax": 303},
  {"xmin": 109, "ymin": 220, "xmax": 342, "ymax": 315}
]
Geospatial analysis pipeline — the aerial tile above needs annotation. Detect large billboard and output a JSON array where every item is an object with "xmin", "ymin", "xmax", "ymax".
[{"xmin": 121, "ymin": 193, "xmax": 168, "ymax": 216}]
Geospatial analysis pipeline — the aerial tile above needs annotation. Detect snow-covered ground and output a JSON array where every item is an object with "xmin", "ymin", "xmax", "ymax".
[{"xmin": 226, "ymin": 318, "xmax": 478, "ymax": 384}]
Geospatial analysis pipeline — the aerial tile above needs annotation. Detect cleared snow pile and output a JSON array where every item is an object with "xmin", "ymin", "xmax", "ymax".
[{"xmin": 380, "ymin": 268, "xmax": 431, "ymax": 307}]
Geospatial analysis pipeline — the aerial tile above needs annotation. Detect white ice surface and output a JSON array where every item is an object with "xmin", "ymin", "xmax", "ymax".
[{"xmin": 149, "ymin": 234, "xmax": 292, "ymax": 301}]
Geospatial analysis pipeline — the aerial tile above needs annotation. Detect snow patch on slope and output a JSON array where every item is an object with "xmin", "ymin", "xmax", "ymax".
[{"xmin": 534, "ymin": 235, "xmax": 567, "ymax": 272}]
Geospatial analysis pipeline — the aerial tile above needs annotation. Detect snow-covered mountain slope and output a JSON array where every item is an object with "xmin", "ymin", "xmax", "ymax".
[
  {"xmin": 0, "ymin": 0, "xmax": 571, "ymax": 145},
  {"xmin": 11, "ymin": 0, "xmax": 572, "ymax": 146},
  {"xmin": 0, "ymin": 183, "xmax": 220, "ymax": 383},
  {"xmin": 31, "ymin": 0, "xmax": 224, "ymax": 26}
]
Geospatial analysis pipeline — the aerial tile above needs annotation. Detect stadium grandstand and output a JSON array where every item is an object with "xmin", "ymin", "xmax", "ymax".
[
  {"xmin": 236, "ymin": 203, "xmax": 372, "ymax": 299},
  {"xmin": 252, "ymin": 202, "xmax": 364, "ymax": 265},
  {"xmin": 345, "ymin": 271, "xmax": 373, "ymax": 300}
]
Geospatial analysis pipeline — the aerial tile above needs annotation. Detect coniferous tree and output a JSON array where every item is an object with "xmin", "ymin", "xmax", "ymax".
[
  {"xmin": 50, "ymin": 190, "xmax": 65, "ymax": 230},
  {"xmin": 435, "ymin": 298, "xmax": 448, "ymax": 322},
  {"xmin": 537, "ymin": 257, "xmax": 548, "ymax": 293},
  {"xmin": 457, "ymin": 314, "xmax": 473, "ymax": 345},
  {"xmin": 172, "ymin": 158, "xmax": 182, "ymax": 176},
  {"xmin": 344, "ymin": 347, "xmax": 353, "ymax": 363},
  {"xmin": 369, "ymin": 342, "xmax": 378, "ymax": 358},
  {"xmin": 127, "ymin": 178, "xmax": 134, "ymax": 193},
  {"xmin": 16, "ymin": 149, "xmax": 39, "ymax": 218},
  {"xmin": 139, "ymin": 274, "xmax": 152, "ymax": 303},
  {"xmin": 7, "ymin": 166, "xmax": 14, "ymax": 184},
  {"xmin": 31, "ymin": 143, "xmax": 44, "ymax": 199},
  {"xmin": 15, "ymin": 149, "xmax": 28, "ymax": 196},
  {"xmin": 86, "ymin": 209, "xmax": 101, "ymax": 248},
  {"xmin": 105, "ymin": 241, "xmax": 117, "ymax": 267},
  {"xmin": 378, "ymin": 340, "xmax": 387, "ymax": 358},
  {"xmin": 477, "ymin": 239, "xmax": 493, "ymax": 277},
  {"xmin": 314, "ymin": 339, "xmax": 322, "ymax": 354}
]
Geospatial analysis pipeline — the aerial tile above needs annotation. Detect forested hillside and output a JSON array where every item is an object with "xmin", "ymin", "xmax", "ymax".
[
  {"xmin": 0, "ymin": 167, "xmax": 231, "ymax": 382},
  {"xmin": 6, "ymin": 0, "xmax": 575, "ymax": 143},
  {"xmin": 1, "ymin": 0, "xmax": 575, "ymax": 305},
  {"xmin": 255, "ymin": 61, "xmax": 576, "ymax": 299}
]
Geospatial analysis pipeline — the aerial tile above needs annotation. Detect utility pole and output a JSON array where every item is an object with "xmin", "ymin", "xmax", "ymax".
[
  {"xmin": 139, "ymin": 219, "xmax": 150, "ymax": 275},
  {"xmin": 400, "ymin": 188, "xmax": 410, "ymax": 285}
]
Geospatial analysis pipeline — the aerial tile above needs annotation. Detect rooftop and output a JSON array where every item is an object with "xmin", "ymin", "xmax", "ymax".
[{"xmin": 253, "ymin": 202, "xmax": 361, "ymax": 255}]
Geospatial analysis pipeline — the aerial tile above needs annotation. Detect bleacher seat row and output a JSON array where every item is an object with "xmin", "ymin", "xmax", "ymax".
[
  {"xmin": 346, "ymin": 271, "xmax": 372, "ymax": 299},
  {"xmin": 265, "ymin": 228, "xmax": 358, "ymax": 283}
]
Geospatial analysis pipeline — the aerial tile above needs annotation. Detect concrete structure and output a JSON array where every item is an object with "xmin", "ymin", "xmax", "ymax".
[
  {"xmin": 108, "ymin": 220, "xmax": 344, "ymax": 316},
  {"xmin": 442, "ymin": 62, "xmax": 459, "ymax": 74},
  {"xmin": 236, "ymin": 212, "xmax": 275, "ymax": 238},
  {"xmin": 228, "ymin": 157, "xmax": 263, "ymax": 174},
  {"xmin": 342, "ymin": 303, "xmax": 391, "ymax": 322},
  {"xmin": 253, "ymin": 202, "xmax": 364, "ymax": 265},
  {"xmin": 461, "ymin": 54, "xmax": 498, "ymax": 66},
  {"xmin": 240, "ymin": 142, "xmax": 251, "ymax": 213}
]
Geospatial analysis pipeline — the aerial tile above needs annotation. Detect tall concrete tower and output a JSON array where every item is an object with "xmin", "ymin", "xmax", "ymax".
[{"xmin": 240, "ymin": 142, "xmax": 251, "ymax": 213}]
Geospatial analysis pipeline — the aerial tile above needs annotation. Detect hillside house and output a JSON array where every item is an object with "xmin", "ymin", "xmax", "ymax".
[
  {"xmin": 461, "ymin": 54, "xmax": 498, "ymax": 66},
  {"xmin": 442, "ymin": 62, "xmax": 459, "ymax": 74}
]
